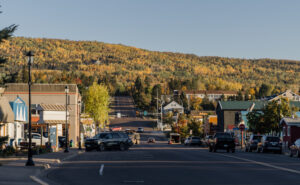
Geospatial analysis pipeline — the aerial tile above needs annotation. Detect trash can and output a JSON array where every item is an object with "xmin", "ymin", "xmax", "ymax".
[{"xmin": 70, "ymin": 140, "xmax": 73, "ymax": 147}]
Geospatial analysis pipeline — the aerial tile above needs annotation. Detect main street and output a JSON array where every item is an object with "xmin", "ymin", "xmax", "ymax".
[
  {"xmin": 43, "ymin": 96, "xmax": 300, "ymax": 185},
  {"xmin": 45, "ymin": 144, "xmax": 300, "ymax": 185}
]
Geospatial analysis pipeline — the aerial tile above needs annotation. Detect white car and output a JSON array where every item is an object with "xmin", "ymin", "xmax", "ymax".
[
  {"xmin": 184, "ymin": 137, "xmax": 191, "ymax": 145},
  {"xmin": 30, "ymin": 133, "xmax": 48, "ymax": 146}
]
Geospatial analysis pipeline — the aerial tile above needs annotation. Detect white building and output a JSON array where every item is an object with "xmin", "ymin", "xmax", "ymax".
[
  {"xmin": 37, "ymin": 104, "xmax": 70, "ymax": 151},
  {"xmin": 163, "ymin": 101, "xmax": 184, "ymax": 114}
]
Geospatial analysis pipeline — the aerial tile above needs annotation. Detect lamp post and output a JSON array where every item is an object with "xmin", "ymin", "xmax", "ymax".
[
  {"xmin": 26, "ymin": 51, "xmax": 34, "ymax": 166},
  {"xmin": 64, "ymin": 86, "xmax": 69, "ymax": 153},
  {"xmin": 78, "ymin": 100, "xmax": 82, "ymax": 150}
]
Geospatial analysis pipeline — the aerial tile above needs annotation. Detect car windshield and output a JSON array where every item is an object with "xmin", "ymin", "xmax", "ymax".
[
  {"xmin": 253, "ymin": 136, "xmax": 262, "ymax": 141},
  {"xmin": 266, "ymin": 137, "xmax": 280, "ymax": 142},
  {"xmin": 215, "ymin": 133, "xmax": 232, "ymax": 138}
]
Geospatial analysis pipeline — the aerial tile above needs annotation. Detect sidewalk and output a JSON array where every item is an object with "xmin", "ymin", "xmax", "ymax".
[{"xmin": 0, "ymin": 148, "xmax": 84, "ymax": 185}]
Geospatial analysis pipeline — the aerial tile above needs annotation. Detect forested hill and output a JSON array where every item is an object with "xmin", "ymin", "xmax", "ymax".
[{"xmin": 0, "ymin": 37, "xmax": 299, "ymax": 94}]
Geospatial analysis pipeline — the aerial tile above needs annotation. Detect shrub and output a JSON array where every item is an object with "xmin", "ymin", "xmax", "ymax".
[{"xmin": 0, "ymin": 146, "xmax": 15, "ymax": 157}]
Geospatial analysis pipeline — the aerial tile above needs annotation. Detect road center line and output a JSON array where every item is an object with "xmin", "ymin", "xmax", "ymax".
[
  {"xmin": 99, "ymin": 164, "xmax": 104, "ymax": 176},
  {"xmin": 219, "ymin": 153, "xmax": 300, "ymax": 175}
]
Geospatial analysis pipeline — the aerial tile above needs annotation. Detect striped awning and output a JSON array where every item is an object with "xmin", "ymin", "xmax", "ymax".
[
  {"xmin": 38, "ymin": 120, "xmax": 70, "ymax": 125},
  {"xmin": 39, "ymin": 104, "xmax": 71, "ymax": 111}
]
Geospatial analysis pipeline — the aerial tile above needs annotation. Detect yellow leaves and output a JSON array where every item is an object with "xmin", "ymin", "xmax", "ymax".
[{"xmin": 249, "ymin": 88, "xmax": 256, "ymax": 96}]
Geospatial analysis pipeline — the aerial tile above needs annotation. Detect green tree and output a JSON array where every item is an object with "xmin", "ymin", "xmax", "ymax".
[
  {"xmin": 263, "ymin": 98, "xmax": 291, "ymax": 134},
  {"xmin": 85, "ymin": 83, "xmax": 110, "ymax": 131},
  {"xmin": 0, "ymin": 6, "xmax": 17, "ymax": 144},
  {"xmin": 188, "ymin": 119, "xmax": 203, "ymax": 136},
  {"xmin": 0, "ymin": 6, "xmax": 17, "ymax": 84},
  {"xmin": 258, "ymin": 83, "xmax": 273, "ymax": 98},
  {"xmin": 246, "ymin": 111, "xmax": 266, "ymax": 134},
  {"xmin": 236, "ymin": 90, "xmax": 243, "ymax": 101}
]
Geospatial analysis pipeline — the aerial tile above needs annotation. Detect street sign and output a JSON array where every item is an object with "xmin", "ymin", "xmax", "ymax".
[{"xmin": 239, "ymin": 124, "xmax": 245, "ymax": 131}]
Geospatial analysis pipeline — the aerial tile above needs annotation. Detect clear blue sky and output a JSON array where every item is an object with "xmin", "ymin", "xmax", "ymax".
[{"xmin": 1, "ymin": 0, "xmax": 300, "ymax": 60}]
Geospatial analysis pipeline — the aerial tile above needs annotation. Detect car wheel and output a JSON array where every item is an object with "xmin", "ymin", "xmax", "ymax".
[
  {"xmin": 99, "ymin": 143, "xmax": 105, "ymax": 152},
  {"xmin": 209, "ymin": 147, "xmax": 212, "ymax": 152},
  {"xmin": 262, "ymin": 148, "xmax": 267, "ymax": 153},
  {"xmin": 245, "ymin": 147, "xmax": 248, "ymax": 152},
  {"xmin": 249, "ymin": 148, "xmax": 252, "ymax": 152},
  {"xmin": 297, "ymin": 150, "xmax": 300, "ymax": 158},
  {"xmin": 213, "ymin": 148, "xmax": 217, "ymax": 152},
  {"xmin": 119, "ymin": 143, "xmax": 126, "ymax": 151},
  {"xmin": 227, "ymin": 149, "xmax": 230, "ymax": 153},
  {"xmin": 232, "ymin": 149, "xmax": 235, "ymax": 153}
]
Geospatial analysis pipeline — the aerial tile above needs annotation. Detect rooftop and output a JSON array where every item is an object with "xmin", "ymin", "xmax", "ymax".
[{"xmin": 4, "ymin": 83, "xmax": 78, "ymax": 93}]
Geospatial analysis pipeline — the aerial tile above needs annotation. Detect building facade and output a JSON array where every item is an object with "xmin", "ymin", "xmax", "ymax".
[
  {"xmin": 185, "ymin": 90, "xmax": 238, "ymax": 102},
  {"xmin": 4, "ymin": 83, "xmax": 81, "ymax": 147}
]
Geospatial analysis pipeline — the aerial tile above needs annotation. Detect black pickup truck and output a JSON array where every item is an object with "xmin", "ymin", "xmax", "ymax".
[{"xmin": 209, "ymin": 132, "xmax": 235, "ymax": 153}]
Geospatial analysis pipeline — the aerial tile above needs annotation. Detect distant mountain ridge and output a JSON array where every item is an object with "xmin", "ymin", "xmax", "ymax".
[{"xmin": 0, "ymin": 37, "xmax": 299, "ymax": 93}]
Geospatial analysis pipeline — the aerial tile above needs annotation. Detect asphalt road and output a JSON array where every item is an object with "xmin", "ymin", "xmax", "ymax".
[
  {"xmin": 43, "ymin": 96, "xmax": 300, "ymax": 185},
  {"xmin": 45, "ymin": 144, "xmax": 300, "ymax": 185},
  {"xmin": 109, "ymin": 96, "xmax": 156, "ymax": 132}
]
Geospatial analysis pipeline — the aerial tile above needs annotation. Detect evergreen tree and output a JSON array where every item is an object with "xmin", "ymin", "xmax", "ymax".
[{"xmin": 0, "ymin": 5, "xmax": 17, "ymax": 85}]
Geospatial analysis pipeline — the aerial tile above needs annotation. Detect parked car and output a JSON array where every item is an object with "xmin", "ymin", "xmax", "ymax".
[
  {"xmin": 245, "ymin": 134, "xmax": 263, "ymax": 152},
  {"xmin": 85, "ymin": 132, "xmax": 132, "ymax": 151},
  {"xmin": 204, "ymin": 135, "xmax": 213, "ymax": 146},
  {"xmin": 184, "ymin": 137, "xmax": 191, "ymax": 145},
  {"xmin": 137, "ymin": 127, "xmax": 144, "ymax": 133},
  {"xmin": 289, "ymin": 138, "xmax": 300, "ymax": 157},
  {"xmin": 185, "ymin": 136, "xmax": 202, "ymax": 146},
  {"xmin": 29, "ymin": 133, "xmax": 48, "ymax": 146},
  {"xmin": 147, "ymin": 137, "xmax": 155, "ymax": 143},
  {"xmin": 257, "ymin": 136, "xmax": 282, "ymax": 154},
  {"xmin": 209, "ymin": 132, "xmax": 235, "ymax": 153}
]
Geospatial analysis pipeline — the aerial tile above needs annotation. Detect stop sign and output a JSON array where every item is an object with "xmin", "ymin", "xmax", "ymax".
[{"xmin": 239, "ymin": 124, "xmax": 245, "ymax": 131}]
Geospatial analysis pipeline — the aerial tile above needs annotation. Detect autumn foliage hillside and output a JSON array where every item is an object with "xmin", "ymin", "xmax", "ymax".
[{"xmin": 0, "ymin": 37, "xmax": 299, "ymax": 94}]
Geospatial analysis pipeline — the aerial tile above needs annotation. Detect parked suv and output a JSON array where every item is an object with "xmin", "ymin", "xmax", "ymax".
[
  {"xmin": 257, "ymin": 136, "xmax": 282, "ymax": 154},
  {"xmin": 245, "ymin": 134, "xmax": 263, "ymax": 152},
  {"xmin": 85, "ymin": 132, "xmax": 132, "ymax": 151}
]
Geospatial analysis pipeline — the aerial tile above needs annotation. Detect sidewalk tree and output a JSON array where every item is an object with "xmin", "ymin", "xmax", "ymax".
[
  {"xmin": 85, "ymin": 82, "xmax": 110, "ymax": 131},
  {"xmin": 246, "ymin": 111, "xmax": 266, "ymax": 134},
  {"xmin": 263, "ymin": 98, "xmax": 291, "ymax": 134}
]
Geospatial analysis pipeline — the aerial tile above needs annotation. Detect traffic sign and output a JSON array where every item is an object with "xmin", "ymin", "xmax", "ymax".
[{"xmin": 239, "ymin": 123, "xmax": 245, "ymax": 131}]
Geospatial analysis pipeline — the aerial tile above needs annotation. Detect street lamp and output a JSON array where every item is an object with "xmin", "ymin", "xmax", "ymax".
[
  {"xmin": 64, "ymin": 86, "xmax": 69, "ymax": 153},
  {"xmin": 26, "ymin": 51, "xmax": 34, "ymax": 166},
  {"xmin": 78, "ymin": 100, "xmax": 82, "ymax": 150}
]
